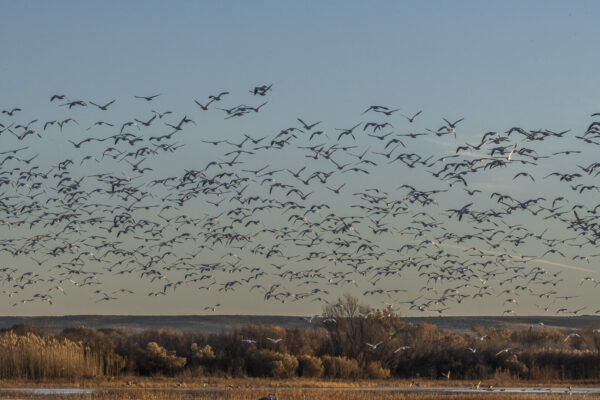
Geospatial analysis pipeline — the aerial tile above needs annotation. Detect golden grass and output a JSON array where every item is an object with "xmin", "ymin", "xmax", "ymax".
[
  {"xmin": 0, "ymin": 332, "xmax": 120, "ymax": 379},
  {"xmin": 0, "ymin": 376, "xmax": 598, "ymax": 389},
  {"xmin": 0, "ymin": 388, "xmax": 590, "ymax": 400}
]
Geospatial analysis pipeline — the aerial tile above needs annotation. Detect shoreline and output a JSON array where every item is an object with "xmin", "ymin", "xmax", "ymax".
[{"xmin": 0, "ymin": 377, "xmax": 599, "ymax": 389}]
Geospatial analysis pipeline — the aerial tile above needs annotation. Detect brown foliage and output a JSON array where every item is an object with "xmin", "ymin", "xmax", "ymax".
[
  {"xmin": 138, "ymin": 342, "xmax": 186, "ymax": 375},
  {"xmin": 321, "ymin": 355, "xmax": 362, "ymax": 379},
  {"xmin": 246, "ymin": 348, "xmax": 298, "ymax": 378},
  {"xmin": 1, "ymin": 295, "xmax": 600, "ymax": 380},
  {"xmin": 298, "ymin": 354, "xmax": 324, "ymax": 377}
]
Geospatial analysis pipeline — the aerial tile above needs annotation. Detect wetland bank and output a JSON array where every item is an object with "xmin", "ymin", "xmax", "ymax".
[{"xmin": 1, "ymin": 305, "xmax": 600, "ymax": 381}]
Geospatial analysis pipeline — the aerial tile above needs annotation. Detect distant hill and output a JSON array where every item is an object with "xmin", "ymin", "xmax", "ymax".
[{"xmin": 0, "ymin": 314, "xmax": 598, "ymax": 334}]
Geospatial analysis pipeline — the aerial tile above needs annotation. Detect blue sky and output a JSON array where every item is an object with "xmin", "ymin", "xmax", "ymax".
[
  {"xmin": 1, "ymin": 1, "xmax": 599, "ymax": 316},
  {"xmin": 2, "ymin": 0, "xmax": 598, "ymax": 126}
]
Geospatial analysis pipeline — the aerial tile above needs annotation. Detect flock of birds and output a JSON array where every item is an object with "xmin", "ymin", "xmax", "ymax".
[
  {"xmin": 239, "ymin": 326, "xmax": 600, "ymax": 358},
  {"xmin": 1, "ymin": 84, "xmax": 600, "ymax": 317}
]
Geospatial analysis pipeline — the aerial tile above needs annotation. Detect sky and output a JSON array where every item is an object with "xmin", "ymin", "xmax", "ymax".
[{"xmin": 1, "ymin": 1, "xmax": 600, "ymax": 317}]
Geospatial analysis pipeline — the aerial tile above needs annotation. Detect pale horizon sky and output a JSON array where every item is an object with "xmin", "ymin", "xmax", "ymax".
[{"xmin": 1, "ymin": 1, "xmax": 600, "ymax": 317}]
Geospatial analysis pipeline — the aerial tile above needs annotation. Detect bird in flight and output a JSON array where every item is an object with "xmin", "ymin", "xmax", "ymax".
[
  {"xmin": 204, "ymin": 303, "xmax": 221, "ymax": 312},
  {"xmin": 89, "ymin": 99, "xmax": 116, "ymax": 111},
  {"xmin": 362, "ymin": 105, "xmax": 388, "ymax": 114},
  {"xmin": 507, "ymin": 144, "xmax": 517, "ymax": 161},
  {"xmin": 251, "ymin": 84, "xmax": 272, "ymax": 96},
  {"xmin": 495, "ymin": 347, "xmax": 514, "ymax": 356},
  {"xmin": 209, "ymin": 91, "xmax": 229, "ymax": 101},
  {"xmin": 135, "ymin": 94, "xmax": 161, "ymax": 101},
  {"xmin": 365, "ymin": 341, "xmax": 383, "ymax": 350},
  {"xmin": 2, "ymin": 108, "xmax": 22, "ymax": 116},
  {"xmin": 194, "ymin": 99, "xmax": 214, "ymax": 110},
  {"xmin": 151, "ymin": 110, "xmax": 173, "ymax": 118},
  {"xmin": 442, "ymin": 117, "xmax": 464, "ymax": 128},
  {"xmin": 394, "ymin": 346, "xmax": 411, "ymax": 353},
  {"xmin": 50, "ymin": 94, "xmax": 68, "ymax": 102},
  {"xmin": 563, "ymin": 332, "xmax": 580, "ymax": 342},
  {"xmin": 401, "ymin": 110, "xmax": 422, "ymax": 123}
]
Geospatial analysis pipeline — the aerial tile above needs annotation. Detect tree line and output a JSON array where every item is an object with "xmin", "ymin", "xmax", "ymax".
[{"xmin": 1, "ymin": 295, "xmax": 599, "ymax": 380}]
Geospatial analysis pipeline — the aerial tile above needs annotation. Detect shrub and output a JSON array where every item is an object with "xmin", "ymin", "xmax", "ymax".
[
  {"xmin": 502, "ymin": 354, "xmax": 528, "ymax": 378},
  {"xmin": 298, "ymin": 354, "xmax": 324, "ymax": 377},
  {"xmin": 5, "ymin": 324, "xmax": 46, "ymax": 337},
  {"xmin": 138, "ymin": 342, "xmax": 186, "ymax": 375},
  {"xmin": 365, "ymin": 361, "xmax": 390, "ymax": 379},
  {"xmin": 190, "ymin": 343, "xmax": 215, "ymax": 363},
  {"xmin": 246, "ymin": 348, "xmax": 298, "ymax": 378},
  {"xmin": 4, "ymin": 316, "xmax": 600, "ymax": 381},
  {"xmin": 321, "ymin": 355, "xmax": 362, "ymax": 379},
  {"xmin": 189, "ymin": 343, "xmax": 216, "ymax": 374}
]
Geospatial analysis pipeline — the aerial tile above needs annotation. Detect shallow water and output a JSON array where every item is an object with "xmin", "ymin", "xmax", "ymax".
[{"xmin": 2, "ymin": 388, "xmax": 94, "ymax": 395}]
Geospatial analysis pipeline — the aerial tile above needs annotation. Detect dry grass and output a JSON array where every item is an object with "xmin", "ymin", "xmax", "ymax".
[
  {"xmin": 0, "ymin": 388, "xmax": 590, "ymax": 400},
  {"xmin": 0, "ymin": 332, "xmax": 121, "ymax": 379},
  {"xmin": 0, "ymin": 376, "xmax": 598, "ymax": 389}
]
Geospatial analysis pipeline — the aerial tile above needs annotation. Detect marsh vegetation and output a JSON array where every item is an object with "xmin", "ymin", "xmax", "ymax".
[{"xmin": 1, "ymin": 296, "xmax": 599, "ymax": 382}]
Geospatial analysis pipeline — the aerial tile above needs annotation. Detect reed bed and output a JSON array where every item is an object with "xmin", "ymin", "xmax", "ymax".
[
  {"xmin": 1, "ymin": 376, "xmax": 599, "ymax": 389},
  {"xmin": 0, "ymin": 388, "xmax": 588, "ymax": 400},
  {"xmin": 0, "ymin": 332, "xmax": 121, "ymax": 379}
]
